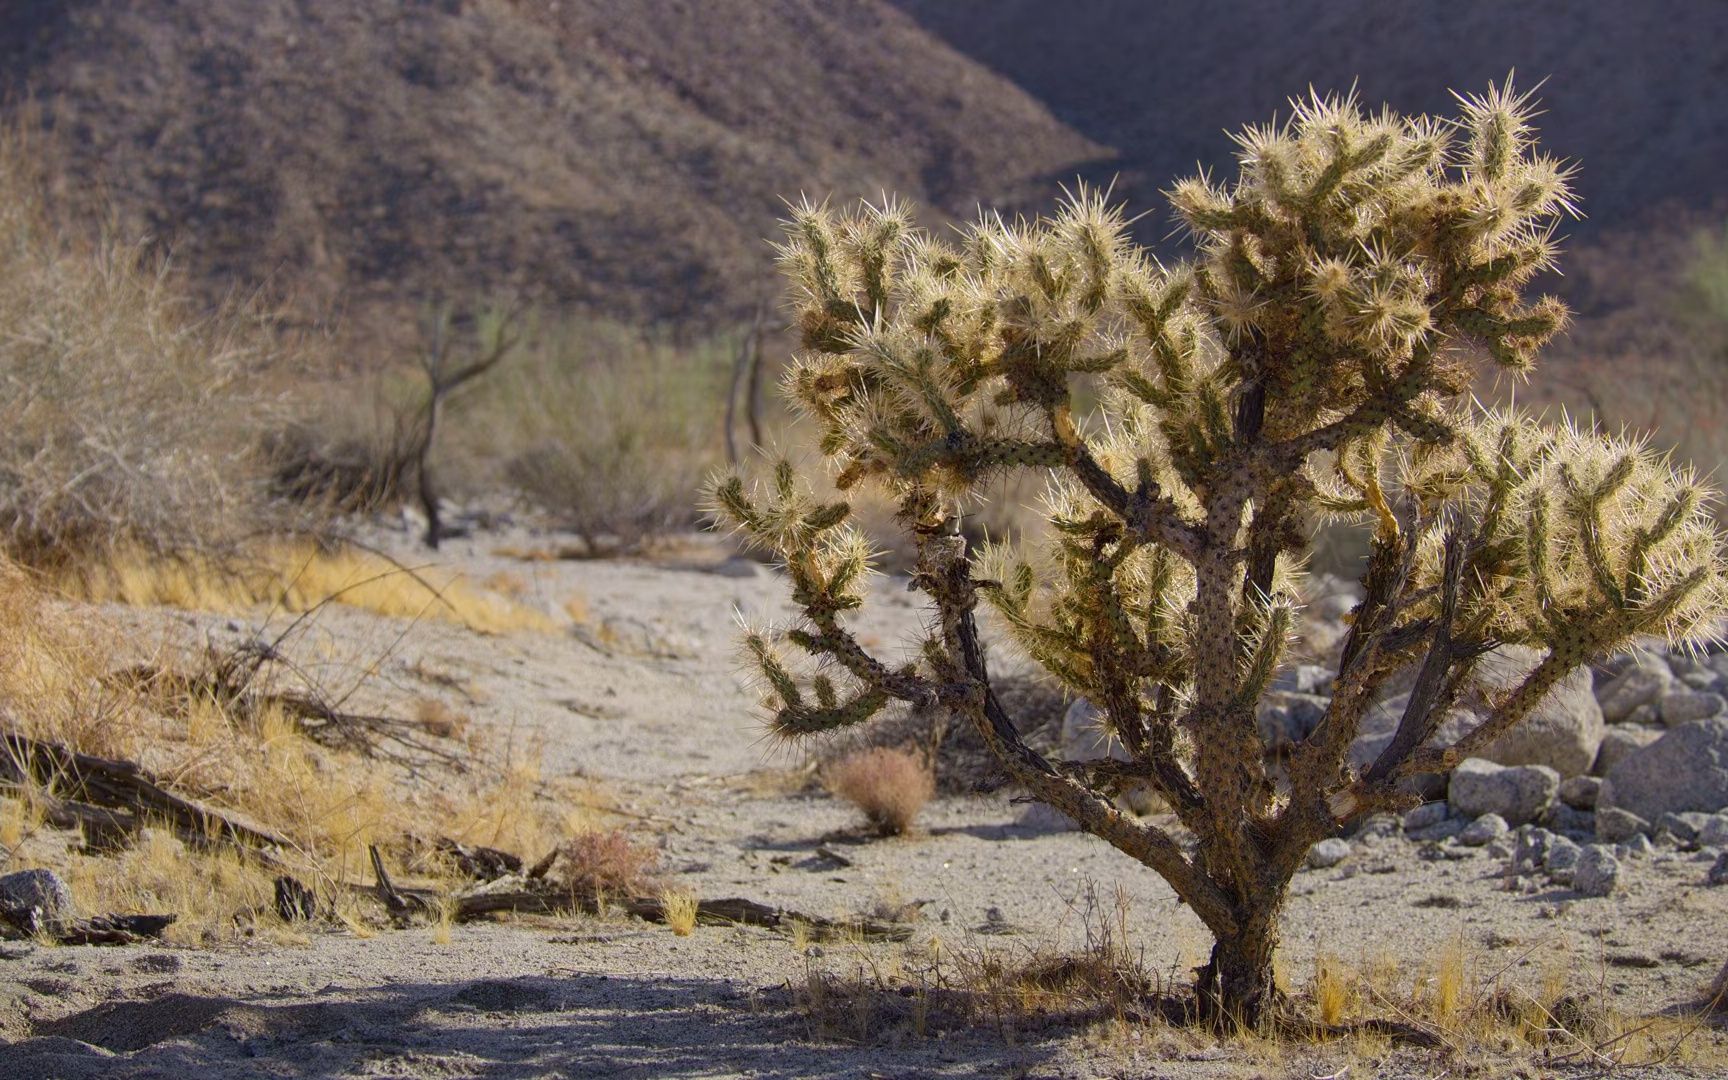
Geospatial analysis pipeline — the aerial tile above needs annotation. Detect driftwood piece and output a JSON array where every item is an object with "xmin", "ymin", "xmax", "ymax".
[
  {"xmin": 434, "ymin": 837, "xmax": 522, "ymax": 881},
  {"xmin": 54, "ymin": 914, "xmax": 177, "ymax": 946},
  {"xmin": 274, "ymin": 875, "xmax": 318, "ymax": 923},
  {"xmin": 0, "ymin": 731, "xmax": 289, "ymax": 868}
]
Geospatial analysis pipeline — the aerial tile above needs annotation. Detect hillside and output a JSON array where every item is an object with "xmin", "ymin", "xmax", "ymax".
[
  {"xmin": 0, "ymin": 0, "xmax": 1102, "ymax": 327},
  {"xmin": 893, "ymin": 0, "xmax": 1728, "ymax": 243}
]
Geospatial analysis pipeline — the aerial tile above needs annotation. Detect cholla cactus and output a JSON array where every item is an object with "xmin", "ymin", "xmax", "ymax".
[{"xmin": 710, "ymin": 83, "xmax": 1727, "ymax": 1022}]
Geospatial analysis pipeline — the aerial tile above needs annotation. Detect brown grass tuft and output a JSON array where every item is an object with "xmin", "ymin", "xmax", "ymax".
[{"xmin": 823, "ymin": 746, "xmax": 934, "ymax": 837}]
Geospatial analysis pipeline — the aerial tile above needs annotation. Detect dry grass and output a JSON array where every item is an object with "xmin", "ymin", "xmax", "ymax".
[
  {"xmin": 823, "ymin": 746, "xmax": 935, "ymax": 837},
  {"xmin": 660, "ymin": 887, "xmax": 698, "ymax": 936},
  {"xmin": 56, "ymin": 542, "xmax": 562, "ymax": 635},
  {"xmin": 793, "ymin": 883, "xmax": 1159, "ymax": 1045},
  {"xmin": 0, "ymin": 554, "xmax": 596, "ymax": 942}
]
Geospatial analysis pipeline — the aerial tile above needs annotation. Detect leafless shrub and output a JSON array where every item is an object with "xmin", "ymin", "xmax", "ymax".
[
  {"xmin": 823, "ymin": 746, "xmax": 935, "ymax": 836},
  {"xmin": 0, "ymin": 125, "xmax": 289, "ymax": 567},
  {"xmin": 544, "ymin": 828, "xmax": 660, "ymax": 902}
]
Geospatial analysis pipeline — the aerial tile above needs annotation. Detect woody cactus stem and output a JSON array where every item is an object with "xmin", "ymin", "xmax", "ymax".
[{"xmin": 709, "ymin": 82, "xmax": 1728, "ymax": 1025}]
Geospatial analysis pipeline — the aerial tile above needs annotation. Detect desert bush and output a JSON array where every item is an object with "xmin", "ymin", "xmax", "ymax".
[
  {"xmin": 713, "ymin": 83, "xmax": 1728, "ymax": 1023},
  {"xmin": 823, "ymin": 746, "xmax": 935, "ymax": 836},
  {"xmin": 0, "ymin": 127, "xmax": 287, "ymax": 567},
  {"xmin": 544, "ymin": 828, "xmax": 660, "ymax": 902},
  {"xmin": 440, "ymin": 318, "xmax": 732, "ymax": 552}
]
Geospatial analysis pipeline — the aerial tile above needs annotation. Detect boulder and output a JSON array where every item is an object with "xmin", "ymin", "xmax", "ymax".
[
  {"xmin": 1598, "ymin": 717, "xmax": 1728, "ymax": 824},
  {"xmin": 1596, "ymin": 806, "xmax": 1650, "ymax": 843},
  {"xmin": 1572, "ymin": 845, "xmax": 1621, "ymax": 897},
  {"xmin": 1593, "ymin": 726, "xmax": 1664, "ymax": 776},
  {"xmin": 1709, "ymin": 852, "xmax": 1728, "ymax": 887},
  {"xmin": 1596, "ymin": 661, "xmax": 1674, "ymax": 722},
  {"xmin": 1465, "ymin": 647, "xmax": 1603, "ymax": 777},
  {"xmin": 0, "ymin": 868, "xmax": 75, "ymax": 932},
  {"xmin": 1659, "ymin": 689, "xmax": 1726, "ymax": 727},
  {"xmin": 1448, "ymin": 757, "xmax": 1559, "ymax": 827}
]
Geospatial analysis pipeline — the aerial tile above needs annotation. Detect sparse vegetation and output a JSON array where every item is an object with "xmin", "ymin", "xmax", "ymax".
[
  {"xmin": 0, "ymin": 125, "xmax": 291, "ymax": 569},
  {"xmin": 823, "ymin": 746, "xmax": 936, "ymax": 836},
  {"xmin": 715, "ymin": 82, "xmax": 1728, "ymax": 1023}
]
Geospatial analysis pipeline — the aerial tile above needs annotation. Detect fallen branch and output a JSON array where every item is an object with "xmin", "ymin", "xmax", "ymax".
[
  {"xmin": 53, "ymin": 914, "xmax": 177, "ymax": 946},
  {"xmin": 0, "ymin": 731, "xmax": 289, "ymax": 868}
]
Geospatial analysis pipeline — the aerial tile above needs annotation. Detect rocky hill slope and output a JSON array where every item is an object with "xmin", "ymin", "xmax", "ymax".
[{"xmin": 0, "ymin": 0, "xmax": 1101, "ymax": 326}]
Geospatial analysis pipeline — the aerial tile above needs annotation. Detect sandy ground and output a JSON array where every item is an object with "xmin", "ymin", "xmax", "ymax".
[{"xmin": 3, "ymin": 523, "xmax": 1726, "ymax": 1079}]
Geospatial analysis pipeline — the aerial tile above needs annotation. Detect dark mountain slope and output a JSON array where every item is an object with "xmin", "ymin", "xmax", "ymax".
[
  {"xmin": 0, "ymin": 0, "xmax": 1102, "ymax": 325},
  {"xmin": 894, "ymin": 0, "xmax": 1727, "ymax": 239}
]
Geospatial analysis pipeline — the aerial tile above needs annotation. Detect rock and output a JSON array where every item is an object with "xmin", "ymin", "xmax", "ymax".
[
  {"xmin": 1409, "ymin": 817, "xmax": 1468, "ymax": 843},
  {"xmin": 1572, "ymin": 846, "xmax": 1621, "ymax": 897},
  {"xmin": 0, "ymin": 868, "xmax": 75, "ymax": 931},
  {"xmin": 1061, "ymin": 699, "xmax": 1128, "ymax": 762},
  {"xmin": 1596, "ymin": 662, "xmax": 1674, "ymax": 723},
  {"xmin": 1449, "ymin": 758, "xmax": 1560, "ymax": 827},
  {"xmin": 1700, "ymin": 814, "xmax": 1728, "ymax": 849},
  {"xmin": 1511, "ymin": 827, "xmax": 1553, "ymax": 876},
  {"xmin": 1617, "ymin": 834, "xmax": 1656, "ymax": 859},
  {"xmin": 1307, "ymin": 838, "xmax": 1351, "ymax": 869},
  {"xmin": 1598, "ymin": 718, "xmax": 1728, "ymax": 824},
  {"xmin": 1272, "ymin": 664, "xmax": 1334, "ymax": 696},
  {"xmin": 1659, "ymin": 690, "xmax": 1726, "ymax": 727},
  {"xmin": 1403, "ymin": 803, "xmax": 1452, "ymax": 833},
  {"xmin": 1708, "ymin": 852, "xmax": 1728, "ymax": 886},
  {"xmin": 1559, "ymin": 775, "xmax": 1602, "ymax": 810},
  {"xmin": 1539, "ymin": 803, "xmax": 1595, "ymax": 837},
  {"xmin": 1459, "ymin": 814, "xmax": 1509, "ymax": 846},
  {"xmin": 1679, "ymin": 671, "xmax": 1722, "ymax": 691},
  {"xmin": 1596, "ymin": 806, "xmax": 1650, "ymax": 843},
  {"xmin": 1546, "ymin": 835, "xmax": 1583, "ymax": 881},
  {"xmin": 1592, "ymin": 726, "xmax": 1664, "ymax": 776},
  {"xmin": 1016, "ymin": 801, "xmax": 1079, "ymax": 833},
  {"xmin": 1466, "ymin": 646, "xmax": 1604, "ymax": 776},
  {"xmin": 1256, "ymin": 691, "xmax": 1329, "ymax": 748},
  {"xmin": 1658, "ymin": 811, "xmax": 1712, "ymax": 845}
]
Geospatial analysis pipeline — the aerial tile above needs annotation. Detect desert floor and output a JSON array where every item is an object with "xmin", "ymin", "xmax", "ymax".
[{"xmin": 2, "ymin": 524, "xmax": 1725, "ymax": 1079}]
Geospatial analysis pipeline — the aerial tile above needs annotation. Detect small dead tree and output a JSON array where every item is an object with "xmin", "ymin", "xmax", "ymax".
[
  {"xmin": 711, "ymin": 84, "xmax": 1728, "ymax": 1024},
  {"xmin": 407, "ymin": 304, "xmax": 519, "ymax": 548}
]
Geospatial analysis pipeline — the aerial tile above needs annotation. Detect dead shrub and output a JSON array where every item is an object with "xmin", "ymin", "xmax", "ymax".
[
  {"xmin": 823, "ymin": 746, "xmax": 934, "ymax": 836},
  {"xmin": 461, "ymin": 319, "xmax": 730, "ymax": 553},
  {"xmin": 544, "ymin": 828, "xmax": 660, "ymax": 903},
  {"xmin": 0, "ymin": 124, "xmax": 294, "ymax": 568}
]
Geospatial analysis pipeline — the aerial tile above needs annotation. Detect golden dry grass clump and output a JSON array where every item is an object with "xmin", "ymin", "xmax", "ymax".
[
  {"xmin": 824, "ymin": 746, "xmax": 935, "ymax": 836},
  {"xmin": 0, "ymin": 555, "xmax": 593, "ymax": 942},
  {"xmin": 56, "ymin": 542, "xmax": 561, "ymax": 635}
]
